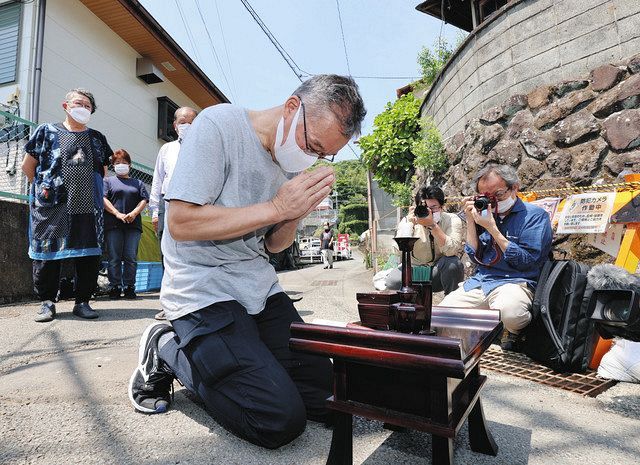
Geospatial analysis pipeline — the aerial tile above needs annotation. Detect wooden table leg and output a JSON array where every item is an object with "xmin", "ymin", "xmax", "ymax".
[
  {"xmin": 326, "ymin": 411, "xmax": 353, "ymax": 465},
  {"xmin": 468, "ymin": 398, "xmax": 498, "ymax": 456},
  {"xmin": 430, "ymin": 376, "xmax": 453, "ymax": 465},
  {"xmin": 432, "ymin": 435, "xmax": 454, "ymax": 465}
]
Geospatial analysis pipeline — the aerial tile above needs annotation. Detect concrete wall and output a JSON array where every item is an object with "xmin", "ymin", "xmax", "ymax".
[
  {"xmin": 0, "ymin": 199, "xmax": 32, "ymax": 304},
  {"xmin": 0, "ymin": 0, "xmax": 202, "ymax": 169},
  {"xmin": 422, "ymin": 0, "xmax": 640, "ymax": 139}
]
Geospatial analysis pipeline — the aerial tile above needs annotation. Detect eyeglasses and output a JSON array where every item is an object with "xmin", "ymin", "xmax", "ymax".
[
  {"xmin": 297, "ymin": 96, "xmax": 336, "ymax": 162},
  {"xmin": 492, "ymin": 188, "xmax": 512, "ymax": 201},
  {"xmin": 68, "ymin": 99, "xmax": 92, "ymax": 111}
]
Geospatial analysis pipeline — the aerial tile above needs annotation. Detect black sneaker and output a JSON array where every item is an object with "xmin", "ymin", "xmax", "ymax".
[
  {"xmin": 128, "ymin": 323, "xmax": 175, "ymax": 414},
  {"xmin": 34, "ymin": 302, "xmax": 56, "ymax": 323},
  {"xmin": 500, "ymin": 331, "xmax": 522, "ymax": 352},
  {"xmin": 108, "ymin": 286, "xmax": 122, "ymax": 299},
  {"xmin": 123, "ymin": 286, "xmax": 137, "ymax": 299},
  {"xmin": 72, "ymin": 302, "xmax": 99, "ymax": 319}
]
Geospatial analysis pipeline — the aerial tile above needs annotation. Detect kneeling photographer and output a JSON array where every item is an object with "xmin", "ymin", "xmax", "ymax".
[
  {"xmin": 439, "ymin": 164, "xmax": 553, "ymax": 351},
  {"xmin": 381, "ymin": 186, "xmax": 464, "ymax": 295}
]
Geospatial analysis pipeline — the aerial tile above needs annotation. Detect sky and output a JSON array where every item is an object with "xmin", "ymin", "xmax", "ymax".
[{"xmin": 139, "ymin": 0, "xmax": 462, "ymax": 161}]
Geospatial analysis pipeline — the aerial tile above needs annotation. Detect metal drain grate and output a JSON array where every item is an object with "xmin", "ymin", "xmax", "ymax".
[
  {"xmin": 482, "ymin": 346, "xmax": 617, "ymax": 397},
  {"xmin": 310, "ymin": 280, "xmax": 338, "ymax": 286}
]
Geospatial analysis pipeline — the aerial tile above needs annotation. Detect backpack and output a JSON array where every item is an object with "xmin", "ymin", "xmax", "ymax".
[{"xmin": 522, "ymin": 260, "xmax": 598, "ymax": 373}]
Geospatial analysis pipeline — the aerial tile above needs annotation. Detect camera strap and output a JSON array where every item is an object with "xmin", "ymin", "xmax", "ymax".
[{"xmin": 472, "ymin": 237, "xmax": 502, "ymax": 267}]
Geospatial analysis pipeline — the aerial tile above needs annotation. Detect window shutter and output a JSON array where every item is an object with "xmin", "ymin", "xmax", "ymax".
[{"xmin": 0, "ymin": 2, "xmax": 21, "ymax": 85}]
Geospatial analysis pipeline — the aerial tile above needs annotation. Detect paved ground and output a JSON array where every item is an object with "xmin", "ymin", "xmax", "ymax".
[{"xmin": 1, "ymin": 252, "xmax": 639, "ymax": 465}]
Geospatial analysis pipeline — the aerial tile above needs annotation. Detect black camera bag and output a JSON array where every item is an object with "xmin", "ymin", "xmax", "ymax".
[{"xmin": 522, "ymin": 260, "xmax": 598, "ymax": 373}]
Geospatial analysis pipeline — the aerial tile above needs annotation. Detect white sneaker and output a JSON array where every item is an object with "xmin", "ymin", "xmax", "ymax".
[{"xmin": 598, "ymin": 338, "xmax": 640, "ymax": 383}]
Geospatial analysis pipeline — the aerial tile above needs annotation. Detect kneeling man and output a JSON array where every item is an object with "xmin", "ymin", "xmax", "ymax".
[{"xmin": 128, "ymin": 75, "xmax": 366, "ymax": 449}]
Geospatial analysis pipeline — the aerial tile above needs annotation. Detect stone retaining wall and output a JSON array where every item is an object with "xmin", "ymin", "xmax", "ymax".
[
  {"xmin": 0, "ymin": 200, "xmax": 32, "ymax": 304},
  {"xmin": 438, "ymin": 53, "xmax": 640, "ymax": 197},
  {"xmin": 421, "ymin": 0, "xmax": 640, "ymax": 140}
]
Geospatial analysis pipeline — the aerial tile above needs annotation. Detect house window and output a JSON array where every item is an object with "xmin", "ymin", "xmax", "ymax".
[
  {"xmin": 0, "ymin": 2, "xmax": 21, "ymax": 85},
  {"xmin": 157, "ymin": 96, "xmax": 178, "ymax": 142},
  {"xmin": 477, "ymin": 0, "xmax": 509, "ymax": 23}
]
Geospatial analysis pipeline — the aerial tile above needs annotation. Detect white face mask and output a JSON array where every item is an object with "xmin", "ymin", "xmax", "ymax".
[
  {"xmin": 176, "ymin": 123, "xmax": 190, "ymax": 140},
  {"xmin": 274, "ymin": 105, "xmax": 318, "ymax": 173},
  {"xmin": 432, "ymin": 211, "xmax": 441, "ymax": 223},
  {"xmin": 497, "ymin": 195, "xmax": 516, "ymax": 214},
  {"xmin": 114, "ymin": 163, "xmax": 130, "ymax": 176},
  {"xmin": 67, "ymin": 106, "xmax": 91, "ymax": 125}
]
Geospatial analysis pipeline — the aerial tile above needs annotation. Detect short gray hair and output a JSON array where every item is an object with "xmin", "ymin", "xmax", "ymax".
[
  {"xmin": 473, "ymin": 164, "xmax": 520, "ymax": 192},
  {"xmin": 65, "ymin": 88, "xmax": 96, "ymax": 113},
  {"xmin": 174, "ymin": 106, "xmax": 198, "ymax": 121},
  {"xmin": 293, "ymin": 74, "xmax": 366, "ymax": 138}
]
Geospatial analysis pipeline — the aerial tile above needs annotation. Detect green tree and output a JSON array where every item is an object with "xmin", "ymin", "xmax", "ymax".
[
  {"xmin": 417, "ymin": 36, "xmax": 462, "ymax": 87},
  {"xmin": 359, "ymin": 94, "xmax": 446, "ymax": 207}
]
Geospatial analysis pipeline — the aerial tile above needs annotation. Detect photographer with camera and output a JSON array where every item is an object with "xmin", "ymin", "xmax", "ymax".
[
  {"xmin": 439, "ymin": 164, "xmax": 553, "ymax": 351},
  {"xmin": 381, "ymin": 186, "xmax": 463, "ymax": 294}
]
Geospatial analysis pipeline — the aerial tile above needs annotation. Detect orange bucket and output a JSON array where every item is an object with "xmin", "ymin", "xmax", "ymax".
[{"xmin": 589, "ymin": 336, "xmax": 613, "ymax": 370}]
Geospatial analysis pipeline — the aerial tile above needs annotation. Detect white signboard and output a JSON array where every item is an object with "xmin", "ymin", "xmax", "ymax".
[
  {"xmin": 586, "ymin": 223, "xmax": 625, "ymax": 258},
  {"xmin": 557, "ymin": 192, "xmax": 616, "ymax": 234}
]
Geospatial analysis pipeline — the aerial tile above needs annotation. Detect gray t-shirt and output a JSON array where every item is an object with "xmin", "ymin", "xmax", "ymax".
[{"xmin": 161, "ymin": 104, "xmax": 288, "ymax": 319}]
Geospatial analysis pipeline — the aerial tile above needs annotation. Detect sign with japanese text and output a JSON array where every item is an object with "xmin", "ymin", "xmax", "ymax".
[
  {"xmin": 557, "ymin": 192, "xmax": 616, "ymax": 234},
  {"xmin": 586, "ymin": 223, "xmax": 625, "ymax": 257}
]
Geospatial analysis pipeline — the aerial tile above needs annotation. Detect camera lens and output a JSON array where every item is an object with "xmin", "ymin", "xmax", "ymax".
[
  {"xmin": 474, "ymin": 197, "xmax": 491, "ymax": 211},
  {"xmin": 414, "ymin": 205, "xmax": 429, "ymax": 218}
]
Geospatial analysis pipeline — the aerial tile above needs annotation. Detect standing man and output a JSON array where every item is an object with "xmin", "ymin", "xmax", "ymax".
[
  {"xmin": 319, "ymin": 221, "xmax": 335, "ymax": 269},
  {"xmin": 22, "ymin": 88, "xmax": 113, "ymax": 322},
  {"xmin": 148, "ymin": 106, "xmax": 197, "ymax": 319},
  {"xmin": 127, "ymin": 75, "xmax": 366, "ymax": 449},
  {"xmin": 439, "ymin": 164, "xmax": 553, "ymax": 351}
]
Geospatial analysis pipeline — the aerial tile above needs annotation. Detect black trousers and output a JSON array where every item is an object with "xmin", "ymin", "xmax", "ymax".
[
  {"xmin": 32, "ymin": 256, "xmax": 100, "ymax": 303},
  {"xmin": 159, "ymin": 292, "xmax": 332, "ymax": 449}
]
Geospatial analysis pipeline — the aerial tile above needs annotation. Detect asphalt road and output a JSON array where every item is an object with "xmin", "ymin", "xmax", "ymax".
[{"xmin": 1, "ymin": 252, "xmax": 639, "ymax": 465}]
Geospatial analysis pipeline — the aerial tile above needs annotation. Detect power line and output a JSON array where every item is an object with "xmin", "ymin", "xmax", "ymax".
[
  {"xmin": 213, "ymin": 0, "xmax": 240, "ymax": 104},
  {"xmin": 239, "ymin": 0, "xmax": 310, "ymax": 82},
  {"xmin": 335, "ymin": 0, "xmax": 351, "ymax": 76},
  {"xmin": 193, "ymin": 0, "xmax": 236, "ymax": 102},
  {"xmin": 174, "ymin": 0, "xmax": 203, "ymax": 64}
]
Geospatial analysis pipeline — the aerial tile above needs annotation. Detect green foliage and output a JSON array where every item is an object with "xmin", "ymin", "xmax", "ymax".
[
  {"xmin": 339, "ymin": 203, "xmax": 368, "ymax": 221},
  {"xmin": 339, "ymin": 220, "xmax": 368, "ymax": 236},
  {"xmin": 417, "ymin": 35, "xmax": 464, "ymax": 86},
  {"xmin": 388, "ymin": 181, "xmax": 413, "ymax": 208},
  {"xmin": 412, "ymin": 116, "xmax": 447, "ymax": 174},
  {"xmin": 359, "ymin": 93, "xmax": 422, "ymax": 202},
  {"xmin": 332, "ymin": 160, "xmax": 367, "ymax": 204},
  {"xmin": 359, "ymin": 93, "xmax": 447, "ymax": 206}
]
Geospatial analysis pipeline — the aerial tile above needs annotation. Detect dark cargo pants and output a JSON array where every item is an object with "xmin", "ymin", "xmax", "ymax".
[{"xmin": 158, "ymin": 292, "xmax": 332, "ymax": 449}]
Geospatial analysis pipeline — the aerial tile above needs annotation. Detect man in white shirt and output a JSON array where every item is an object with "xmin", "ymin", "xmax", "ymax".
[{"xmin": 149, "ymin": 106, "xmax": 197, "ymax": 320}]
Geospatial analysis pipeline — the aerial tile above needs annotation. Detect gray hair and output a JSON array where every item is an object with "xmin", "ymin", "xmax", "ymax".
[
  {"xmin": 65, "ymin": 88, "xmax": 96, "ymax": 113},
  {"xmin": 293, "ymin": 74, "xmax": 366, "ymax": 138},
  {"xmin": 473, "ymin": 164, "xmax": 520, "ymax": 192},
  {"xmin": 174, "ymin": 106, "xmax": 198, "ymax": 121}
]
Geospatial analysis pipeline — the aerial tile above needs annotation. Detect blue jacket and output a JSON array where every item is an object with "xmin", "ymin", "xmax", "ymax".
[{"xmin": 464, "ymin": 198, "xmax": 553, "ymax": 294}]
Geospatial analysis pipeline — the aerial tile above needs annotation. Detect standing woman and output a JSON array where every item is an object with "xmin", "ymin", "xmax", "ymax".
[
  {"xmin": 22, "ymin": 88, "xmax": 112, "ymax": 322},
  {"xmin": 103, "ymin": 149, "xmax": 149, "ymax": 299}
]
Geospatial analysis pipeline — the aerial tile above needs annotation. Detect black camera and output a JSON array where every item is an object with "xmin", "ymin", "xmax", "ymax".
[
  {"xmin": 473, "ymin": 194, "xmax": 497, "ymax": 211},
  {"xmin": 414, "ymin": 204, "xmax": 430, "ymax": 218},
  {"xmin": 587, "ymin": 265, "xmax": 640, "ymax": 342}
]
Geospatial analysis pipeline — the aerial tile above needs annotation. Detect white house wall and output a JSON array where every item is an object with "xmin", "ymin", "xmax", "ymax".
[{"xmin": 1, "ymin": 0, "xmax": 203, "ymax": 169}]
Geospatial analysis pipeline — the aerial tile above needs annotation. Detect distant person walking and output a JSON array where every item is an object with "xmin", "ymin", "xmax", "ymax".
[
  {"xmin": 103, "ymin": 149, "xmax": 149, "ymax": 299},
  {"xmin": 319, "ymin": 222, "xmax": 334, "ymax": 269},
  {"xmin": 149, "ymin": 106, "xmax": 197, "ymax": 319},
  {"xmin": 22, "ymin": 88, "xmax": 113, "ymax": 322}
]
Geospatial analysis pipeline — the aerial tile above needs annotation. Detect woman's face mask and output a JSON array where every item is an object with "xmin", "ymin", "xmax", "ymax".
[
  {"xmin": 432, "ymin": 211, "xmax": 441, "ymax": 223},
  {"xmin": 273, "ymin": 105, "xmax": 318, "ymax": 173},
  {"xmin": 114, "ymin": 163, "xmax": 130, "ymax": 176},
  {"xmin": 67, "ymin": 106, "xmax": 91, "ymax": 125}
]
